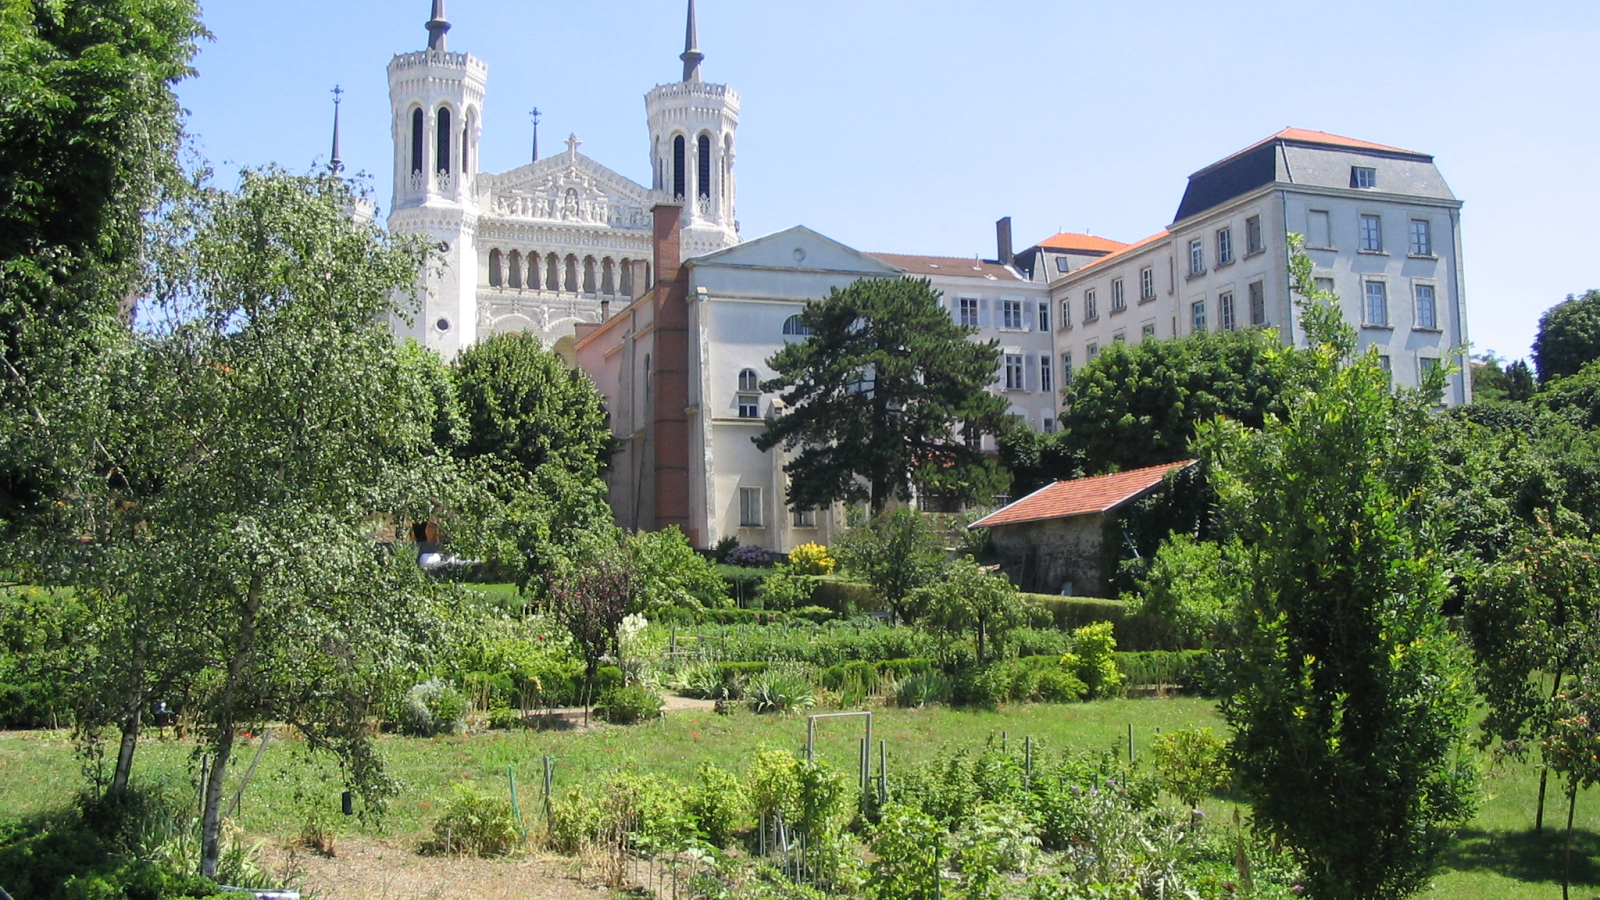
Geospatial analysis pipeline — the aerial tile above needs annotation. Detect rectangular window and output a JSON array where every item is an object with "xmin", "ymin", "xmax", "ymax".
[
  {"xmin": 1054, "ymin": 257, "xmax": 1070, "ymax": 274},
  {"xmin": 1111, "ymin": 278, "xmax": 1126, "ymax": 311},
  {"xmin": 1040, "ymin": 356, "xmax": 1053, "ymax": 393},
  {"xmin": 959, "ymin": 297, "xmax": 979, "ymax": 328},
  {"xmin": 1352, "ymin": 166, "xmax": 1378, "ymax": 189},
  {"xmin": 1059, "ymin": 299, "xmax": 1072, "ymax": 329},
  {"xmin": 1038, "ymin": 303, "xmax": 1049, "ymax": 332},
  {"xmin": 1419, "ymin": 357, "xmax": 1441, "ymax": 381},
  {"xmin": 1378, "ymin": 354, "xmax": 1393, "ymax": 379},
  {"xmin": 1360, "ymin": 214, "xmax": 1383, "ymax": 252},
  {"xmin": 738, "ymin": 394, "xmax": 760, "ymax": 418},
  {"xmin": 1216, "ymin": 228, "xmax": 1234, "ymax": 266},
  {"xmin": 1004, "ymin": 353, "xmax": 1025, "ymax": 391},
  {"xmin": 1113, "ymin": 331, "xmax": 1126, "ymax": 344},
  {"xmin": 1248, "ymin": 280, "xmax": 1266, "ymax": 326},
  {"xmin": 1307, "ymin": 210, "xmax": 1331, "ymax": 248},
  {"xmin": 1061, "ymin": 352, "xmax": 1073, "ymax": 386},
  {"xmin": 1219, "ymin": 291, "xmax": 1236, "ymax": 332},
  {"xmin": 1191, "ymin": 300, "xmax": 1207, "ymax": 333},
  {"xmin": 1415, "ymin": 284, "xmax": 1438, "ymax": 329},
  {"xmin": 1140, "ymin": 266, "xmax": 1155, "ymax": 300},
  {"xmin": 792, "ymin": 507, "xmax": 816, "ymax": 528},
  {"xmin": 1002, "ymin": 299, "xmax": 1024, "ymax": 330},
  {"xmin": 1084, "ymin": 289, "xmax": 1098, "ymax": 321},
  {"xmin": 1142, "ymin": 322, "xmax": 1157, "ymax": 340},
  {"xmin": 1410, "ymin": 219, "xmax": 1433, "ymax": 256},
  {"xmin": 1086, "ymin": 342, "xmax": 1100, "ymax": 361},
  {"xmin": 1365, "ymin": 281, "xmax": 1389, "ymax": 326},
  {"xmin": 1246, "ymin": 215, "xmax": 1264, "ymax": 255},
  {"xmin": 739, "ymin": 487, "xmax": 763, "ymax": 527},
  {"xmin": 1042, "ymin": 416, "xmax": 1056, "ymax": 434},
  {"xmin": 1189, "ymin": 239, "xmax": 1205, "ymax": 275},
  {"xmin": 1314, "ymin": 276, "xmax": 1336, "ymax": 297}
]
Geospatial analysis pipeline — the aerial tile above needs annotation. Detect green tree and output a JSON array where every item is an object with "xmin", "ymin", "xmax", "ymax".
[
  {"xmin": 912, "ymin": 559, "xmax": 1026, "ymax": 664},
  {"xmin": 1202, "ymin": 246, "xmax": 1478, "ymax": 900},
  {"xmin": 626, "ymin": 526, "xmax": 727, "ymax": 612},
  {"xmin": 128, "ymin": 170, "xmax": 461, "ymax": 878},
  {"xmin": 1533, "ymin": 290, "xmax": 1600, "ymax": 385},
  {"xmin": 755, "ymin": 277, "xmax": 1009, "ymax": 513},
  {"xmin": 1470, "ymin": 353, "xmax": 1535, "ymax": 403},
  {"xmin": 1131, "ymin": 533, "xmax": 1234, "ymax": 645},
  {"xmin": 1062, "ymin": 327, "xmax": 1302, "ymax": 474},
  {"xmin": 832, "ymin": 507, "xmax": 947, "ymax": 624},
  {"xmin": 1463, "ymin": 528, "xmax": 1600, "ymax": 832},
  {"xmin": 1536, "ymin": 357, "xmax": 1600, "ymax": 430},
  {"xmin": 544, "ymin": 535, "xmax": 635, "ymax": 718},
  {"xmin": 995, "ymin": 421, "xmax": 1082, "ymax": 499},
  {"xmin": 0, "ymin": 0, "xmax": 205, "ymax": 528}
]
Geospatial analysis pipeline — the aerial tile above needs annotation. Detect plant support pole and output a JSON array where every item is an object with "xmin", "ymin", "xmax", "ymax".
[
  {"xmin": 508, "ymin": 766, "xmax": 527, "ymax": 840},
  {"xmin": 226, "ymin": 732, "xmax": 273, "ymax": 818}
]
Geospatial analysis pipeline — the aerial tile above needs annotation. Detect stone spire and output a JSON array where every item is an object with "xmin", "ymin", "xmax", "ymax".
[
  {"xmin": 426, "ymin": 0, "xmax": 450, "ymax": 51},
  {"xmin": 329, "ymin": 85, "xmax": 344, "ymax": 174},
  {"xmin": 680, "ymin": 0, "xmax": 704, "ymax": 83}
]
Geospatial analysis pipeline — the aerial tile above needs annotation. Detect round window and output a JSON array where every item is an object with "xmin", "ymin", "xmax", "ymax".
[
  {"xmin": 437, "ymin": 241, "xmax": 451, "ymax": 253},
  {"xmin": 435, "ymin": 318, "xmax": 451, "ymax": 332}
]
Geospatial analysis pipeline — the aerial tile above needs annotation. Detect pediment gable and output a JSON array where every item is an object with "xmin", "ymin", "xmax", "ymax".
[
  {"xmin": 481, "ymin": 151, "xmax": 653, "ymax": 230},
  {"xmin": 691, "ymin": 226, "xmax": 902, "ymax": 276}
]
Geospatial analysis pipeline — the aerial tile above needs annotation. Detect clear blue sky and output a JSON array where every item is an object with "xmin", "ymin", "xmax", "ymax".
[{"xmin": 180, "ymin": 0, "xmax": 1599, "ymax": 363}]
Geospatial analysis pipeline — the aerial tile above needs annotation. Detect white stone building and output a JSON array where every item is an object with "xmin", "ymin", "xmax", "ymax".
[
  {"xmin": 385, "ymin": 0, "xmax": 739, "ymax": 361},
  {"xmin": 1040, "ymin": 129, "xmax": 1470, "ymax": 403}
]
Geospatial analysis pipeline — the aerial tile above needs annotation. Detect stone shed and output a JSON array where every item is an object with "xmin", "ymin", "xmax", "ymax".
[{"xmin": 970, "ymin": 461, "xmax": 1194, "ymax": 597}]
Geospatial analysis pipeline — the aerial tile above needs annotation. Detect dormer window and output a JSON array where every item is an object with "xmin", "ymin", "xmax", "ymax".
[{"xmin": 1352, "ymin": 166, "xmax": 1377, "ymax": 189}]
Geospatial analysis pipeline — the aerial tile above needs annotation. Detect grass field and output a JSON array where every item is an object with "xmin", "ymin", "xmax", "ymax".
[{"xmin": 3, "ymin": 697, "xmax": 1598, "ymax": 899}]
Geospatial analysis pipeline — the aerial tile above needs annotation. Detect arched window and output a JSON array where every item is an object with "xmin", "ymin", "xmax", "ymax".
[
  {"xmin": 737, "ymin": 369, "xmax": 761, "ymax": 418},
  {"xmin": 461, "ymin": 115, "xmax": 471, "ymax": 174},
  {"xmin": 436, "ymin": 107, "xmax": 452, "ymax": 174},
  {"xmin": 545, "ymin": 253, "xmax": 560, "ymax": 291},
  {"xmin": 507, "ymin": 250, "xmax": 522, "ymax": 289},
  {"xmin": 697, "ymin": 134, "xmax": 712, "ymax": 199},
  {"xmin": 739, "ymin": 369, "xmax": 760, "ymax": 392},
  {"xmin": 782, "ymin": 315, "xmax": 811, "ymax": 337},
  {"xmin": 672, "ymin": 135, "xmax": 687, "ymax": 198},
  {"xmin": 410, "ymin": 108, "xmax": 425, "ymax": 174},
  {"xmin": 564, "ymin": 254, "xmax": 579, "ymax": 293},
  {"xmin": 488, "ymin": 248, "xmax": 502, "ymax": 287}
]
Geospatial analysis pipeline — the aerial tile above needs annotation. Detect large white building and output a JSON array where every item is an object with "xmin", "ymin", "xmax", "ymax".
[{"xmin": 378, "ymin": 5, "xmax": 1473, "ymax": 553}]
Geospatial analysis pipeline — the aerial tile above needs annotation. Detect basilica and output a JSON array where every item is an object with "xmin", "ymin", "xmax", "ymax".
[{"xmin": 382, "ymin": 1, "xmax": 1472, "ymax": 556}]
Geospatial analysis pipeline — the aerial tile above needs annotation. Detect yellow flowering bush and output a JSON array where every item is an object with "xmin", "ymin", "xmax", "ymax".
[{"xmin": 788, "ymin": 542, "xmax": 836, "ymax": 576}]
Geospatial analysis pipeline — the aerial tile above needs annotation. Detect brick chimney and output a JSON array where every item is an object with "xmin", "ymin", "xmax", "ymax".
[
  {"xmin": 650, "ymin": 202, "xmax": 694, "ymax": 539},
  {"xmin": 996, "ymin": 217, "xmax": 1015, "ymax": 266}
]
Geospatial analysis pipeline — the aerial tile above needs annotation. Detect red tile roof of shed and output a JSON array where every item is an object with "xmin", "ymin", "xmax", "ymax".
[{"xmin": 969, "ymin": 461, "xmax": 1195, "ymax": 529}]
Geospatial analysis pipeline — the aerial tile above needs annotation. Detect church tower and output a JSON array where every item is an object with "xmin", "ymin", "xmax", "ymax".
[
  {"xmin": 387, "ymin": 0, "xmax": 487, "ymax": 357},
  {"xmin": 645, "ymin": 0, "xmax": 741, "ymax": 259}
]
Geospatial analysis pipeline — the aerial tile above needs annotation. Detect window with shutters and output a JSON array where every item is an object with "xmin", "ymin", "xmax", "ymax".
[
  {"xmin": 1248, "ymin": 281, "xmax": 1267, "ymax": 326},
  {"xmin": 959, "ymin": 297, "xmax": 979, "ymax": 327},
  {"xmin": 1002, "ymin": 300, "xmax": 1024, "ymax": 330},
  {"xmin": 1246, "ymin": 215, "xmax": 1264, "ymax": 255}
]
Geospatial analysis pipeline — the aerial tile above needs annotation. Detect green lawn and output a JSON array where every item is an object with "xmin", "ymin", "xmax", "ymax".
[{"xmin": 3, "ymin": 697, "xmax": 1598, "ymax": 899}]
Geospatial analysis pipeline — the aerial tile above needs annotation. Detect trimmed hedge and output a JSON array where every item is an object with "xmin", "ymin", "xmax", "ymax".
[
  {"xmin": 1114, "ymin": 650, "xmax": 1218, "ymax": 695},
  {"xmin": 1023, "ymin": 594, "xmax": 1186, "ymax": 652},
  {"xmin": 809, "ymin": 577, "xmax": 879, "ymax": 616}
]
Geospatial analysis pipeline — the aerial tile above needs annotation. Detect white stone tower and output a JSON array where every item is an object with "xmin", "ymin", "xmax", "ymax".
[
  {"xmin": 387, "ymin": 0, "xmax": 487, "ymax": 357},
  {"xmin": 646, "ymin": 0, "xmax": 741, "ymax": 258}
]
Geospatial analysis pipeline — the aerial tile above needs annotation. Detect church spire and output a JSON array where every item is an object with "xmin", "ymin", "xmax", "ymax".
[
  {"xmin": 679, "ymin": 0, "xmax": 704, "ymax": 83},
  {"xmin": 426, "ymin": 0, "xmax": 450, "ymax": 51},
  {"xmin": 328, "ymin": 85, "xmax": 344, "ymax": 174}
]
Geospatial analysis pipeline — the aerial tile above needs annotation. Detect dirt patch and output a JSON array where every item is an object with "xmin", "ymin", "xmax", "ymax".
[{"xmin": 264, "ymin": 838, "xmax": 619, "ymax": 900}]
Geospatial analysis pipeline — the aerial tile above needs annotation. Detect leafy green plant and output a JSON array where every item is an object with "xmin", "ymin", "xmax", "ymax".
[
  {"xmin": 402, "ymin": 679, "xmax": 467, "ymax": 736},
  {"xmin": 594, "ymin": 684, "xmax": 664, "ymax": 725},
  {"xmin": 758, "ymin": 564, "xmax": 815, "ymax": 611},
  {"xmin": 819, "ymin": 660, "xmax": 881, "ymax": 706},
  {"xmin": 746, "ymin": 670, "xmax": 817, "ymax": 714},
  {"xmin": 1149, "ymin": 726, "xmax": 1230, "ymax": 809},
  {"xmin": 951, "ymin": 803, "xmax": 1040, "ymax": 900},
  {"xmin": 867, "ymin": 803, "xmax": 945, "ymax": 900},
  {"xmin": 425, "ymin": 782, "xmax": 521, "ymax": 857},
  {"xmin": 688, "ymin": 762, "xmax": 748, "ymax": 848},
  {"xmin": 894, "ymin": 670, "xmax": 953, "ymax": 708},
  {"xmin": 1062, "ymin": 622, "xmax": 1124, "ymax": 699}
]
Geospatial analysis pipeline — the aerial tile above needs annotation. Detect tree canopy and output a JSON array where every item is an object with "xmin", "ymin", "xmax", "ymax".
[
  {"xmin": 1533, "ymin": 289, "xmax": 1600, "ymax": 385},
  {"xmin": 755, "ymin": 277, "xmax": 1010, "ymax": 513},
  {"xmin": 1061, "ymin": 326, "xmax": 1303, "ymax": 474}
]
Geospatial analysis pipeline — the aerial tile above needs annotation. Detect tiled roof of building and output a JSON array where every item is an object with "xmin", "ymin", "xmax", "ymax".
[
  {"xmin": 1035, "ymin": 233, "xmax": 1128, "ymax": 254},
  {"xmin": 969, "ymin": 461, "xmax": 1195, "ymax": 529},
  {"xmin": 1051, "ymin": 229, "xmax": 1170, "ymax": 281},
  {"xmin": 1272, "ymin": 127, "xmax": 1423, "ymax": 157},
  {"xmin": 870, "ymin": 253, "xmax": 1028, "ymax": 282}
]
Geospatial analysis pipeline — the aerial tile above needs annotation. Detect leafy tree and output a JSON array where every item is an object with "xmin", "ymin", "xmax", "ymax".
[
  {"xmin": 1131, "ymin": 534, "xmax": 1234, "ymax": 645},
  {"xmin": 1061, "ymin": 327, "xmax": 1303, "ymax": 474},
  {"xmin": 755, "ymin": 277, "xmax": 1009, "ymax": 513},
  {"xmin": 1536, "ymin": 357, "xmax": 1600, "ymax": 430},
  {"xmin": 1533, "ymin": 289, "xmax": 1600, "ymax": 384},
  {"xmin": 0, "ymin": 0, "xmax": 205, "ymax": 527},
  {"xmin": 625, "ymin": 526, "xmax": 727, "ymax": 612},
  {"xmin": 832, "ymin": 507, "xmax": 947, "ymax": 624},
  {"xmin": 125, "ymin": 169, "xmax": 460, "ymax": 878},
  {"xmin": 995, "ymin": 422, "xmax": 1082, "ymax": 499},
  {"xmin": 1463, "ymin": 528, "xmax": 1600, "ymax": 831},
  {"xmin": 1202, "ymin": 246, "xmax": 1478, "ymax": 900},
  {"xmin": 913, "ymin": 559, "xmax": 1026, "ymax": 664},
  {"xmin": 1543, "ymin": 684, "xmax": 1600, "ymax": 900},
  {"xmin": 544, "ymin": 536, "xmax": 635, "ymax": 718},
  {"xmin": 1149, "ymin": 726, "xmax": 1231, "ymax": 809},
  {"xmin": 1470, "ymin": 353, "xmax": 1535, "ymax": 403}
]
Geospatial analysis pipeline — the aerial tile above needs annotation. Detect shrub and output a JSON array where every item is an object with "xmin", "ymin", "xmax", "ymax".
[
  {"xmin": 949, "ymin": 803, "xmax": 1040, "ymax": 900},
  {"xmin": 1149, "ymin": 727, "xmax": 1230, "ymax": 809},
  {"xmin": 426, "ymin": 782, "xmax": 521, "ymax": 857},
  {"xmin": 402, "ymin": 678, "xmax": 467, "ymax": 736},
  {"xmin": 594, "ymin": 684, "xmax": 664, "ymax": 725},
  {"xmin": 688, "ymin": 762, "xmax": 748, "ymax": 848},
  {"xmin": 712, "ymin": 535, "xmax": 741, "ymax": 564},
  {"xmin": 1062, "ymin": 622, "xmax": 1124, "ymax": 699},
  {"xmin": 758, "ymin": 564, "xmax": 815, "ymax": 611},
  {"xmin": 810, "ymin": 577, "xmax": 879, "ymax": 616},
  {"xmin": 788, "ymin": 542, "xmax": 836, "ymax": 576},
  {"xmin": 894, "ymin": 670, "xmax": 953, "ymax": 708},
  {"xmin": 878, "ymin": 658, "xmax": 936, "ymax": 680},
  {"xmin": 747, "ymin": 670, "xmax": 817, "ymax": 714},
  {"xmin": 725, "ymin": 544, "xmax": 770, "ymax": 567},
  {"xmin": 791, "ymin": 605, "xmax": 836, "ymax": 624},
  {"xmin": 954, "ymin": 665, "xmax": 1011, "ymax": 709},
  {"xmin": 547, "ymin": 772, "xmax": 693, "ymax": 855},
  {"xmin": 866, "ymin": 804, "xmax": 945, "ymax": 900},
  {"xmin": 820, "ymin": 660, "xmax": 881, "ymax": 706}
]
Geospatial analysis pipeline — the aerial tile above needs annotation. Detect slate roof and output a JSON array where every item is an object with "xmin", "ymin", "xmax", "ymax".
[
  {"xmin": 969, "ymin": 461, "xmax": 1194, "ymax": 529},
  {"xmin": 870, "ymin": 253, "xmax": 1028, "ymax": 282}
]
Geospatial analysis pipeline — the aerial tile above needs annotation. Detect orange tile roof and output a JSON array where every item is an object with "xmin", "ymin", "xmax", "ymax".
[
  {"xmin": 969, "ymin": 461, "xmax": 1195, "ymax": 529},
  {"xmin": 870, "ymin": 253, "xmax": 1026, "ymax": 282},
  {"xmin": 1051, "ymin": 228, "xmax": 1170, "ymax": 281},
  {"xmin": 1036, "ymin": 232, "xmax": 1129, "ymax": 254},
  {"xmin": 1272, "ymin": 127, "xmax": 1421, "ymax": 156}
]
